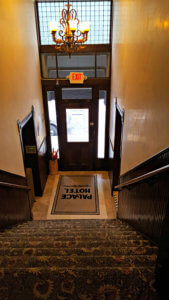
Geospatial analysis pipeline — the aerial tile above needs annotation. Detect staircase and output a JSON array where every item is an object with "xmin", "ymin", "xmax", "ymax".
[{"xmin": 0, "ymin": 219, "xmax": 158, "ymax": 299}]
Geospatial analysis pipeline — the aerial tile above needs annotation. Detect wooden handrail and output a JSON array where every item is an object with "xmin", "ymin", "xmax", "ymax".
[
  {"xmin": 0, "ymin": 182, "xmax": 31, "ymax": 191},
  {"xmin": 115, "ymin": 165, "xmax": 169, "ymax": 190}
]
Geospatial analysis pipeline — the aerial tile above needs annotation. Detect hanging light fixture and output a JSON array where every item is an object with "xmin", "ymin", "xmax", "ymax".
[{"xmin": 49, "ymin": 0, "xmax": 90, "ymax": 55}]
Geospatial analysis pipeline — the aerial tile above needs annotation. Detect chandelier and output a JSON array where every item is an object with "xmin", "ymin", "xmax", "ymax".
[{"xmin": 49, "ymin": 0, "xmax": 90, "ymax": 54}]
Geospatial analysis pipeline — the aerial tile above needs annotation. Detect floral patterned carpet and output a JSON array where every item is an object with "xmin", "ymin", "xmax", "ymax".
[{"xmin": 0, "ymin": 219, "xmax": 158, "ymax": 299}]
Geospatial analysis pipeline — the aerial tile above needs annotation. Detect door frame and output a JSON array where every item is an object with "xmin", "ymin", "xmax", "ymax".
[
  {"xmin": 17, "ymin": 106, "xmax": 43, "ymax": 196},
  {"xmin": 56, "ymin": 87, "xmax": 97, "ymax": 171},
  {"xmin": 17, "ymin": 106, "xmax": 37, "ymax": 171},
  {"xmin": 112, "ymin": 98, "xmax": 124, "ymax": 191},
  {"xmin": 42, "ymin": 78, "xmax": 110, "ymax": 170}
]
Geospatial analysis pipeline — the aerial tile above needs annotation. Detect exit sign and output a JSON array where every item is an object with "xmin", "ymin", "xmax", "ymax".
[{"xmin": 67, "ymin": 72, "xmax": 87, "ymax": 84}]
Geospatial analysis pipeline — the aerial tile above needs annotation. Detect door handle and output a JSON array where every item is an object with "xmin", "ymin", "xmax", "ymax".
[{"xmin": 90, "ymin": 122, "xmax": 94, "ymax": 126}]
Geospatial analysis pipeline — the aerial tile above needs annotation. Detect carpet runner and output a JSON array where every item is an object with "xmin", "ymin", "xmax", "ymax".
[{"xmin": 0, "ymin": 219, "xmax": 158, "ymax": 299}]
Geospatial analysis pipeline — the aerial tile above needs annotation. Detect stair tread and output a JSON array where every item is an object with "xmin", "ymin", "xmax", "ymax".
[
  {"xmin": 0, "ymin": 235, "xmax": 144, "ymax": 241},
  {"xmin": 0, "ymin": 219, "xmax": 157, "ymax": 299},
  {"xmin": 0, "ymin": 246, "xmax": 158, "ymax": 258}
]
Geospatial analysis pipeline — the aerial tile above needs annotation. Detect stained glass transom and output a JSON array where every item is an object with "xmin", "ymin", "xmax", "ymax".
[{"xmin": 37, "ymin": 1, "xmax": 111, "ymax": 45}]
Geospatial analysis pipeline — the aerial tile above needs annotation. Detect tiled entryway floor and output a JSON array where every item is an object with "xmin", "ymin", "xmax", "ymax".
[{"xmin": 32, "ymin": 171, "xmax": 116, "ymax": 220}]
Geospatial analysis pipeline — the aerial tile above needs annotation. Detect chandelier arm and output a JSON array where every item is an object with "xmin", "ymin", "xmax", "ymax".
[
  {"xmin": 60, "ymin": 9, "xmax": 69, "ymax": 33},
  {"xmin": 51, "ymin": 32, "xmax": 58, "ymax": 44},
  {"xmin": 75, "ymin": 30, "xmax": 82, "ymax": 38},
  {"xmin": 70, "ymin": 9, "xmax": 79, "ymax": 24},
  {"xmin": 50, "ymin": 1, "xmax": 89, "ymax": 53},
  {"xmin": 58, "ymin": 30, "xmax": 65, "ymax": 38}
]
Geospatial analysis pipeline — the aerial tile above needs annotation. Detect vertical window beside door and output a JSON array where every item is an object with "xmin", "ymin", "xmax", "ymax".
[
  {"xmin": 47, "ymin": 91, "xmax": 59, "ymax": 156},
  {"xmin": 98, "ymin": 90, "xmax": 107, "ymax": 158}
]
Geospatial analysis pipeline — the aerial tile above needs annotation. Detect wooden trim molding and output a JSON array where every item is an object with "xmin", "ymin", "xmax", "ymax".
[
  {"xmin": 109, "ymin": 98, "xmax": 124, "ymax": 192},
  {"xmin": 0, "ymin": 169, "xmax": 26, "ymax": 185},
  {"xmin": 0, "ymin": 182, "xmax": 30, "ymax": 191},
  {"xmin": 109, "ymin": 137, "xmax": 114, "ymax": 158},
  {"xmin": 18, "ymin": 106, "xmax": 35, "ymax": 129},
  {"xmin": 120, "ymin": 146, "xmax": 169, "ymax": 184},
  {"xmin": 115, "ymin": 165, "xmax": 169, "ymax": 190},
  {"xmin": 40, "ymin": 44, "xmax": 111, "ymax": 54}
]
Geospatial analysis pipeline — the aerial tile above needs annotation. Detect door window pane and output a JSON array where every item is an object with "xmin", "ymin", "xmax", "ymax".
[
  {"xmin": 47, "ymin": 91, "xmax": 59, "ymax": 156},
  {"xmin": 62, "ymin": 88, "xmax": 92, "ymax": 100},
  {"xmin": 98, "ymin": 91, "xmax": 107, "ymax": 158},
  {"xmin": 66, "ymin": 109, "xmax": 89, "ymax": 142}
]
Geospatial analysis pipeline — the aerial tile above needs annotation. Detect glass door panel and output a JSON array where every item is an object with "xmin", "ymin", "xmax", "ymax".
[
  {"xmin": 66, "ymin": 109, "xmax": 89, "ymax": 142},
  {"xmin": 62, "ymin": 88, "xmax": 92, "ymax": 100}
]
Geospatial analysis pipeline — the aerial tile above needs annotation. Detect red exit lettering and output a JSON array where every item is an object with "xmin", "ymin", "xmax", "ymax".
[{"xmin": 72, "ymin": 73, "xmax": 82, "ymax": 81}]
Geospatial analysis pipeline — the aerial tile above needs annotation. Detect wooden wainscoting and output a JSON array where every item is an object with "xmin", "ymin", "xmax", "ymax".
[
  {"xmin": 116, "ymin": 147, "xmax": 169, "ymax": 245},
  {"xmin": 0, "ymin": 170, "xmax": 32, "ymax": 228}
]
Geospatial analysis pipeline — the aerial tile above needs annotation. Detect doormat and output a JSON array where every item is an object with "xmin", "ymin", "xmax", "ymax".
[{"xmin": 51, "ymin": 175, "xmax": 100, "ymax": 215}]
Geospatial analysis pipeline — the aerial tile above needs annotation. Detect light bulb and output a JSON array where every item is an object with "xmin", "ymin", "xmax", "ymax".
[
  {"xmin": 80, "ymin": 21, "xmax": 90, "ymax": 33},
  {"xmin": 49, "ymin": 21, "xmax": 57, "ymax": 33},
  {"xmin": 69, "ymin": 20, "xmax": 78, "ymax": 31}
]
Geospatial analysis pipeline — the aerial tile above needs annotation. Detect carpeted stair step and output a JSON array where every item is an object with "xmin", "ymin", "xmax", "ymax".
[
  {"xmin": 8, "ymin": 221, "xmax": 131, "ymax": 227},
  {"xmin": 14, "ymin": 223, "xmax": 133, "ymax": 230},
  {"xmin": 13, "ymin": 219, "xmax": 132, "ymax": 228},
  {"xmin": 0, "ymin": 233, "xmax": 144, "ymax": 241},
  {"xmin": 0, "ymin": 267, "xmax": 156, "ymax": 300},
  {"xmin": 0, "ymin": 254, "xmax": 157, "ymax": 268},
  {"xmin": 0, "ymin": 219, "xmax": 158, "ymax": 298},
  {"xmin": 0, "ymin": 238, "xmax": 151, "ymax": 249},
  {"xmin": 0, "ymin": 228, "xmax": 141, "ymax": 236},
  {"xmin": 0, "ymin": 245, "xmax": 158, "ymax": 256}
]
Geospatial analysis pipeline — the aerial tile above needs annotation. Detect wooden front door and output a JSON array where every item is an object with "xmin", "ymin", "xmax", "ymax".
[{"xmin": 57, "ymin": 87, "xmax": 97, "ymax": 170}]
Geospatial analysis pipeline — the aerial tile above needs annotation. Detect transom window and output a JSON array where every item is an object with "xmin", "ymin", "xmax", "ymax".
[
  {"xmin": 41, "ymin": 52, "xmax": 110, "ymax": 78},
  {"xmin": 37, "ymin": 0, "xmax": 111, "ymax": 45}
]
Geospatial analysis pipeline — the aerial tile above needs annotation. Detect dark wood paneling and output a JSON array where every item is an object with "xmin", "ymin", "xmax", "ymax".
[
  {"xmin": 117, "ymin": 148, "xmax": 169, "ymax": 245},
  {"xmin": 118, "ymin": 172, "xmax": 169, "ymax": 244},
  {"xmin": 120, "ymin": 147, "xmax": 169, "ymax": 184},
  {"xmin": 40, "ymin": 44, "xmax": 111, "ymax": 54},
  {"xmin": 42, "ymin": 78, "xmax": 110, "ymax": 88},
  {"xmin": 155, "ymin": 197, "xmax": 169, "ymax": 299},
  {"xmin": 0, "ymin": 186, "xmax": 31, "ymax": 229},
  {"xmin": 0, "ymin": 170, "xmax": 32, "ymax": 228},
  {"xmin": 0, "ymin": 170, "xmax": 26, "ymax": 186}
]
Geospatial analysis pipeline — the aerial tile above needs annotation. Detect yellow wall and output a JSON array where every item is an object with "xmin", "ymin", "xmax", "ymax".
[
  {"xmin": 110, "ymin": 0, "xmax": 169, "ymax": 174},
  {"xmin": 0, "ymin": 0, "xmax": 46, "ymax": 176}
]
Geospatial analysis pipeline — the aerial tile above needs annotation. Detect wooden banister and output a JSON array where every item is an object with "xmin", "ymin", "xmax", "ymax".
[
  {"xmin": 0, "ymin": 182, "xmax": 31, "ymax": 191},
  {"xmin": 115, "ymin": 165, "xmax": 169, "ymax": 190}
]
